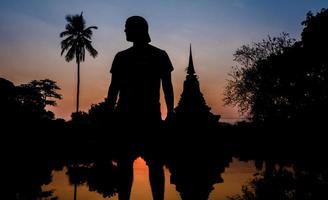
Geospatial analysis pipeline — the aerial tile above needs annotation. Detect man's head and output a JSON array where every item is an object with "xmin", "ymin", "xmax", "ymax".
[{"xmin": 125, "ymin": 16, "xmax": 151, "ymax": 43}]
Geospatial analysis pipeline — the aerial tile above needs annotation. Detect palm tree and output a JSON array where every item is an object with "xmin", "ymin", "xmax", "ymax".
[
  {"xmin": 66, "ymin": 164, "xmax": 89, "ymax": 200},
  {"xmin": 60, "ymin": 12, "xmax": 98, "ymax": 113}
]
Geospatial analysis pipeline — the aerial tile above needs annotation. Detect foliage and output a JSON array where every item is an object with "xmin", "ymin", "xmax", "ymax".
[
  {"xmin": 224, "ymin": 9, "xmax": 328, "ymax": 124},
  {"xmin": 0, "ymin": 78, "xmax": 61, "ymax": 121},
  {"xmin": 19, "ymin": 79, "xmax": 62, "ymax": 107},
  {"xmin": 60, "ymin": 12, "xmax": 98, "ymax": 63}
]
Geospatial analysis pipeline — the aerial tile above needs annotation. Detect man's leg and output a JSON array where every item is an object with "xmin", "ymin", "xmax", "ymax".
[
  {"xmin": 144, "ymin": 118, "xmax": 165, "ymax": 200},
  {"xmin": 148, "ymin": 161, "xmax": 165, "ymax": 200},
  {"xmin": 117, "ymin": 158, "xmax": 134, "ymax": 200}
]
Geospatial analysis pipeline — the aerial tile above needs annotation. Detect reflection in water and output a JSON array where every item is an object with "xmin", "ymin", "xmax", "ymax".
[
  {"xmin": 43, "ymin": 157, "xmax": 256, "ymax": 200},
  {"xmin": 209, "ymin": 158, "xmax": 256, "ymax": 200},
  {"xmin": 43, "ymin": 169, "xmax": 105, "ymax": 200},
  {"xmin": 44, "ymin": 158, "xmax": 179, "ymax": 200}
]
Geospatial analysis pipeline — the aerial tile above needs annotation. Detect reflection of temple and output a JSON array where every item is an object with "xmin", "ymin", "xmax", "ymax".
[
  {"xmin": 168, "ymin": 155, "xmax": 232, "ymax": 200},
  {"xmin": 175, "ymin": 45, "xmax": 220, "ymax": 128}
]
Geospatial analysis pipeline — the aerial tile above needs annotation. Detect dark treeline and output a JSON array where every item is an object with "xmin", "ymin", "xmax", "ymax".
[{"xmin": 1, "ymin": 8, "xmax": 328, "ymax": 200}]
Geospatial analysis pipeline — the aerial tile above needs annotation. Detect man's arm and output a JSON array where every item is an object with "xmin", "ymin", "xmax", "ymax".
[
  {"xmin": 162, "ymin": 72, "xmax": 174, "ymax": 118},
  {"xmin": 106, "ymin": 73, "xmax": 120, "ymax": 110}
]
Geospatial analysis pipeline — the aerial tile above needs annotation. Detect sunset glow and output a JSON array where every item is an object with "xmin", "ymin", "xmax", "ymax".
[
  {"xmin": 43, "ymin": 158, "xmax": 256, "ymax": 200},
  {"xmin": 3, "ymin": 2, "xmax": 328, "ymax": 200},
  {"xmin": 2, "ymin": 1, "xmax": 326, "ymax": 123}
]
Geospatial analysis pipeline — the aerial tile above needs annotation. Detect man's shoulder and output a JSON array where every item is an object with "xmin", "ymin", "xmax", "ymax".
[
  {"xmin": 114, "ymin": 45, "xmax": 168, "ymax": 58},
  {"xmin": 148, "ymin": 44, "xmax": 167, "ymax": 55},
  {"xmin": 115, "ymin": 47, "xmax": 133, "ymax": 57}
]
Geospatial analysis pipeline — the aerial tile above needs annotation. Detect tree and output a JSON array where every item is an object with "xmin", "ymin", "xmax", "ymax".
[
  {"xmin": 60, "ymin": 12, "xmax": 98, "ymax": 113},
  {"xmin": 224, "ymin": 8, "xmax": 328, "ymax": 124},
  {"xmin": 301, "ymin": 8, "xmax": 328, "ymax": 62},
  {"xmin": 20, "ymin": 79, "xmax": 62, "ymax": 107},
  {"xmin": 300, "ymin": 9, "xmax": 328, "ymax": 124},
  {"xmin": 17, "ymin": 79, "xmax": 62, "ymax": 120},
  {"xmin": 224, "ymin": 33, "xmax": 295, "ymax": 122}
]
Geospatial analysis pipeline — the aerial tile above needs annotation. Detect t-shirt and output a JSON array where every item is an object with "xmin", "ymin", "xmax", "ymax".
[{"xmin": 110, "ymin": 44, "xmax": 173, "ymax": 117}]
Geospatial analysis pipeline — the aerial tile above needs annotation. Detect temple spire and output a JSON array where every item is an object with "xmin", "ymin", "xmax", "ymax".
[
  {"xmin": 175, "ymin": 44, "xmax": 220, "ymax": 125},
  {"xmin": 187, "ymin": 44, "xmax": 196, "ymax": 75}
]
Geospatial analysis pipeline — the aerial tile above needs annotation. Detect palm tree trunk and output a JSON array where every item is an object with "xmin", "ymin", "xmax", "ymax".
[
  {"xmin": 76, "ymin": 59, "xmax": 80, "ymax": 113},
  {"xmin": 74, "ymin": 183, "xmax": 77, "ymax": 200}
]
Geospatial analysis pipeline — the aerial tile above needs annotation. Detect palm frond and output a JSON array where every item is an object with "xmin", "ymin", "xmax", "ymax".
[
  {"xmin": 65, "ymin": 24, "xmax": 75, "ymax": 33},
  {"xmin": 65, "ymin": 15, "xmax": 73, "ymax": 23},
  {"xmin": 74, "ymin": 46, "xmax": 84, "ymax": 63},
  {"xmin": 61, "ymin": 35, "xmax": 74, "ymax": 47},
  {"xmin": 60, "ymin": 12, "xmax": 97, "ymax": 63},
  {"xmin": 82, "ymin": 47, "xmax": 85, "ymax": 62},
  {"xmin": 60, "ymin": 48, "xmax": 66, "ymax": 56},
  {"xmin": 82, "ymin": 37, "xmax": 92, "ymax": 44},
  {"xmin": 82, "ymin": 27, "xmax": 96, "ymax": 39},
  {"xmin": 65, "ymin": 45, "xmax": 76, "ymax": 62},
  {"xmin": 85, "ymin": 26, "xmax": 98, "ymax": 30},
  {"xmin": 83, "ymin": 33, "xmax": 92, "ymax": 39},
  {"xmin": 61, "ymin": 37, "xmax": 75, "ymax": 55},
  {"xmin": 73, "ymin": 14, "xmax": 86, "ymax": 31},
  {"xmin": 60, "ymin": 30, "xmax": 71, "ymax": 38},
  {"xmin": 85, "ymin": 41, "xmax": 98, "ymax": 58}
]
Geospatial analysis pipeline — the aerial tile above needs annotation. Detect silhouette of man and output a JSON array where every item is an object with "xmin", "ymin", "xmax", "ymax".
[{"xmin": 107, "ymin": 16, "xmax": 174, "ymax": 200}]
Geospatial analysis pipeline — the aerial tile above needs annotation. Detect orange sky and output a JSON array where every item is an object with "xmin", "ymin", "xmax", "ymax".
[
  {"xmin": 1, "ymin": 1, "xmax": 325, "ymax": 123},
  {"xmin": 1, "ymin": 39, "xmax": 241, "ymax": 122}
]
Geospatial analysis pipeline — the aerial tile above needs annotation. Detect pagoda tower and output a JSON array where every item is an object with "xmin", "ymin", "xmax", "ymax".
[
  {"xmin": 174, "ymin": 45, "xmax": 220, "ymax": 127},
  {"xmin": 168, "ymin": 45, "xmax": 223, "ymax": 200}
]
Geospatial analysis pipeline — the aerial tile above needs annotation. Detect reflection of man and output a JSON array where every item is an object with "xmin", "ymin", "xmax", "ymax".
[{"xmin": 107, "ymin": 16, "xmax": 174, "ymax": 200}]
